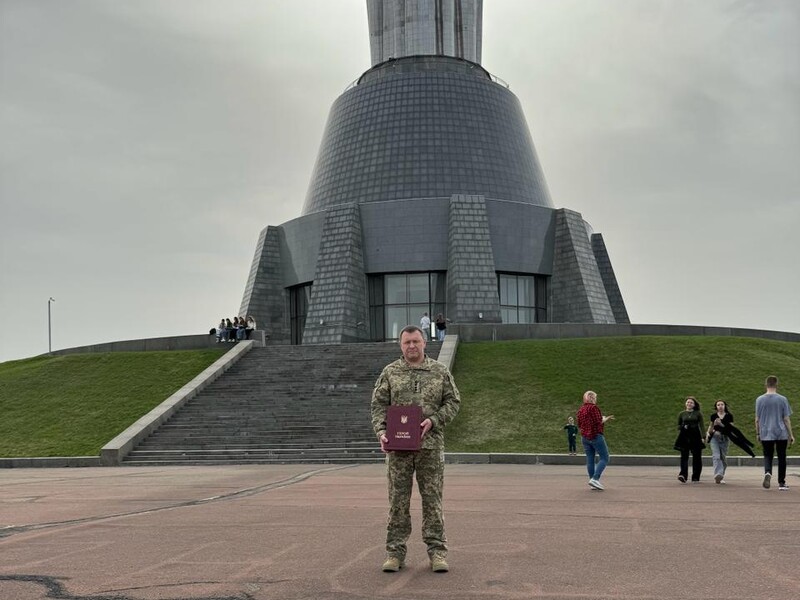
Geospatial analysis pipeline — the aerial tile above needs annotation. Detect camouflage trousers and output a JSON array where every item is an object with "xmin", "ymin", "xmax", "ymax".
[{"xmin": 385, "ymin": 448, "xmax": 447, "ymax": 559}]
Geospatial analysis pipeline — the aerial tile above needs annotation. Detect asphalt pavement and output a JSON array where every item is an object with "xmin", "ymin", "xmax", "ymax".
[{"xmin": 1, "ymin": 463, "xmax": 798, "ymax": 600}]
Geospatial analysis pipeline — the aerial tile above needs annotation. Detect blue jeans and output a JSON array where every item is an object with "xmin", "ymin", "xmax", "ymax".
[
  {"xmin": 581, "ymin": 434, "xmax": 609, "ymax": 481},
  {"xmin": 710, "ymin": 435, "xmax": 729, "ymax": 479}
]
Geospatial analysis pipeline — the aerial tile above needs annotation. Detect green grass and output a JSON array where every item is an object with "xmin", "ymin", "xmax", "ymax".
[
  {"xmin": 2, "ymin": 337, "xmax": 798, "ymax": 458},
  {"xmin": 0, "ymin": 350, "xmax": 225, "ymax": 457},
  {"xmin": 448, "ymin": 336, "xmax": 800, "ymax": 455}
]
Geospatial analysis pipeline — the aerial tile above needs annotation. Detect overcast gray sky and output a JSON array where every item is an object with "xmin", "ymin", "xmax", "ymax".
[{"xmin": 1, "ymin": 0, "xmax": 798, "ymax": 363}]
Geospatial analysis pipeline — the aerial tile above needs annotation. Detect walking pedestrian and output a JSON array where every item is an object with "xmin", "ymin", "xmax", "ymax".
[
  {"xmin": 704, "ymin": 399, "xmax": 756, "ymax": 484},
  {"xmin": 705, "ymin": 400, "xmax": 732, "ymax": 484},
  {"xmin": 755, "ymin": 376, "xmax": 795, "ymax": 490},
  {"xmin": 576, "ymin": 391, "xmax": 614, "ymax": 490},
  {"xmin": 675, "ymin": 397, "xmax": 705, "ymax": 483}
]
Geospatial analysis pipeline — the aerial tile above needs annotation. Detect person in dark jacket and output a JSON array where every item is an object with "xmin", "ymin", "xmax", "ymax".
[
  {"xmin": 434, "ymin": 313, "xmax": 447, "ymax": 342},
  {"xmin": 563, "ymin": 416, "xmax": 578, "ymax": 455},
  {"xmin": 704, "ymin": 400, "xmax": 733, "ymax": 483},
  {"xmin": 705, "ymin": 399, "xmax": 755, "ymax": 485},
  {"xmin": 675, "ymin": 396, "xmax": 704, "ymax": 483}
]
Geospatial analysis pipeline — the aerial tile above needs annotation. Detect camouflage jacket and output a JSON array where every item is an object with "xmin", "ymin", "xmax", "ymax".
[{"xmin": 371, "ymin": 355, "xmax": 461, "ymax": 450}]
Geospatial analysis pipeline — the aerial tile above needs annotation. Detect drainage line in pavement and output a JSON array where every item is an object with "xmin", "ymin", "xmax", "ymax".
[{"xmin": 0, "ymin": 464, "xmax": 357, "ymax": 540}]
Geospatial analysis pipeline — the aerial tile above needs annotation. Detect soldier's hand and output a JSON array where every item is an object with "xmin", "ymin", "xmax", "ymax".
[
  {"xmin": 379, "ymin": 434, "xmax": 390, "ymax": 453},
  {"xmin": 420, "ymin": 418, "xmax": 433, "ymax": 438}
]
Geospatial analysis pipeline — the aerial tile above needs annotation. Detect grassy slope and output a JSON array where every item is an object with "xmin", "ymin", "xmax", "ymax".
[
  {"xmin": 0, "ymin": 350, "xmax": 225, "ymax": 457},
  {"xmin": 448, "ymin": 336, "xmax": 800, "ymax": 455},
  {"xmin": 1, "ymin": 337, "xmax": 798, "ymax": 458}
]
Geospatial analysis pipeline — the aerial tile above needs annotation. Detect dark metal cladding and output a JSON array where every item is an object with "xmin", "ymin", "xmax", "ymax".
[{"xmin": 301, "ymin": 56, "xmax": 553, "ymax": 215}]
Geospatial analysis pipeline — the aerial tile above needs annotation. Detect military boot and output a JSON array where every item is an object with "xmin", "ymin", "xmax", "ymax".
[
  {"xmin": 430, "ymin": 551, "xmax": 449, "ymax": 572},
  {"xmin": 381, "ymin": 556, "xmax": 404, "ymax": 572}
]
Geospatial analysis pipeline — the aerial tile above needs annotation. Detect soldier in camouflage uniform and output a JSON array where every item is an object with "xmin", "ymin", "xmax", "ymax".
[{"xmin": 371, "ymin": 324, "xmax": 461, "ymax": 573}]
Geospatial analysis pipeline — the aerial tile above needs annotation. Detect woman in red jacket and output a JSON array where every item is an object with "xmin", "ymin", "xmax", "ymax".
[{"xmin": 576, "ymin": 390, "xmax": 614, "ymax": 490}]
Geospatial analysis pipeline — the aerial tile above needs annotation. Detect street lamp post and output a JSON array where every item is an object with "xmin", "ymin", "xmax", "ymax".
[{"xmin": 48, "ymin": 297, "xmax": 55, "ymax": 354}]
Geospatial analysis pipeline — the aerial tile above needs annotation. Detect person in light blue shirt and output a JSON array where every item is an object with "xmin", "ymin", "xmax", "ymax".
[{"xmin": 755, "ymin": 375, "xmax": 795, "ymax": 490}]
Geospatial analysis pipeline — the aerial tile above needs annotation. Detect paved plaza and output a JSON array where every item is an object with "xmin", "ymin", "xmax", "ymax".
[{"xmin": 1, "ymin": 463, "xmax": 798, "ymax": 600}]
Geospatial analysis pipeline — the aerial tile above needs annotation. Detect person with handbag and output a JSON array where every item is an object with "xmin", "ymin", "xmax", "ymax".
[{"xmin": 674, "ymin": 396, "xmax": 705, "ymax": 483}]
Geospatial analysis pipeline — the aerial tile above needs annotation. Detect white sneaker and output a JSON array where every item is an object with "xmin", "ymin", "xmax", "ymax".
[
  {"xmin": 762, "ymin": 472, "xmax": 771, "ymax": 489},
  {"xmin": 588, "ymin": 478, "xmax": 604, "ymax": 490}
]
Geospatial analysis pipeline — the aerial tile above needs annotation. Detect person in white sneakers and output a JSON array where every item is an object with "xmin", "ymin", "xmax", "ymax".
[
  {"xmin": 755, "ymin": 375, "xmax": 795, "ymax": 491},
  {"xmin": 576, "ymin": 390, "xmax": 614, "ymax": 490},
  {"xmin": 419, "ymin": 312, "xmax": 431, "ymax": 341}
]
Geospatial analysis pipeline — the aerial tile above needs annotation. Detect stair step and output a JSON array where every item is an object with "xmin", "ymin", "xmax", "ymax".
[
  {"xmin": 123, "ymin": 458, "xmax": 386, "ymax": 466},
  {"xmin": 124, "ymin": 343, "xmax": 440, "ymax": 465},
  {"xmin": 127, "ymin": 448, "xmax": 383, "ymax": 457}
]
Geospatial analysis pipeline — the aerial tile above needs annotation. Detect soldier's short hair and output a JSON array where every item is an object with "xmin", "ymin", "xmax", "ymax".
[
  {"xmin": 765, "ymin": 375, "xmax": 779, "ymax": 388},
  {"xmin": 399, "ymin": 325, "xmax": 425, "ymax": 340}
]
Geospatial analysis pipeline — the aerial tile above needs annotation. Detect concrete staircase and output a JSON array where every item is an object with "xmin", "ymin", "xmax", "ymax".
[{"xmin": 123, "ymin": 342, "xmax": 440, "ymax": 465}]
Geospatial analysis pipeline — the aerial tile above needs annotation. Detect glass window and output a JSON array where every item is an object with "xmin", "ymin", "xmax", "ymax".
[
  {"xmin": 519, "ymin": 276, "xmax": 535, "ymax": 308},
  {"xmin": 537, "ymin": 277, "xmax": 548, "ymax": 311},
  {"xmin": 408, "ymin": 274, "xmax": 428, "ymax": 303},
  {"xmin": 368, "ymin": 272, "xmax": 447, "ymax": 341},
  {"xmin": 498, "ymin": 273, "xmax": 548, "ymax": 324},
  {"xmin": 385, "ymin": 307, "xmax": 408, "ymax": 340},
  {"xmin": 385, "ymin": 275, "xmax": 406, "ymax": 304},
  {"xmin": 498, "ymin": 275, "xmax": 508, "ymax": 304},
  {"xmin": 498, "ymin": 274, "xmax": 515, "ymax": 305},
  {"xmin": 409, "ymin": 303, "xmax": 428, "ymax": 328},
  {"xmin": 371, "ymin": 302, "xmax": 385, "ymax": 341},
  {"xmin": 431, "ymin": 272, "xmax": 446, "ymax": 304},
  {"xmin": 289, "ymin": 283, "xmax": 312, "ymax": 345},
  {"xmin": 369, "ymin": 276, "xmax": 384, "ymax": 306}
]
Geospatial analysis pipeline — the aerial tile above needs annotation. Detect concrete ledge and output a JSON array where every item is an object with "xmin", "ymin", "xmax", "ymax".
[
  {"xmin": 48, "ymin": 331, "xmax": 270, "ymax": 356},
  {"xmin": 445, "ymin": 453, "xmax": 800, "ymax": 466},
  {"xmin": 4, "ymin": 452, "xmax": 798, "ymax": 469},
  {"xmin": 0, "ymin": 456, "xmax": 101, "ymax": 468},
  {"xmin": 448, "ymin": 323, "xmax": 800, "ymax": 343},
  {"xmin": 436, "ymin": 335, "xmax": 459, "ymax": 371},
  {"xmin": 99, "ymin": 340, "xmax": 256, "ymax": 466}
]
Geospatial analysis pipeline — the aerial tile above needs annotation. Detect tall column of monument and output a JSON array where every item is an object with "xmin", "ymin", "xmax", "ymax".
[{"xmin": 367, "ymin": 0, "xmax": 482, "ymax": 65}]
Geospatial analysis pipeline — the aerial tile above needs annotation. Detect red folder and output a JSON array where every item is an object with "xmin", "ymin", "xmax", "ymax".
[{"xmin": 384, "ymin": 404, "xmax": 422, "ymax": 451}]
